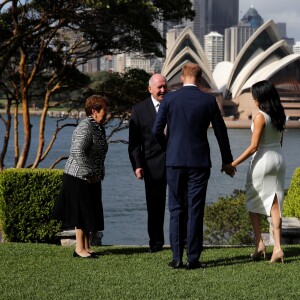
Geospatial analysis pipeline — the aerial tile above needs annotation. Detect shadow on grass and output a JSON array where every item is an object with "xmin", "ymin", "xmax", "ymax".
[
  {"xmin": 94, "ymin": 246, "xmax": 171, "ymax": 256},
  {"xmin": 205, "ymin": 246, "xmax": 300, "ymax": 267},
  {"xmin": 95, "ymin": 246, "xmax": 256, "ymax": 268},
  {"xmin": 205, "ymin": 254, "xmax": 255, "ymax": 267},
  {"xmin": 92, "ymin": 245, "xmax": 300, "ymax": 267},
  {"xmin": 281, "ymin": 246, "xmax": 300, "ymax": 263}
]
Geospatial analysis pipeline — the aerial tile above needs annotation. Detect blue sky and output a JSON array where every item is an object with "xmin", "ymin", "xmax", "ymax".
[{"xmin": 240, "ymin": 0, "xmax": 300, "ymax": 42}]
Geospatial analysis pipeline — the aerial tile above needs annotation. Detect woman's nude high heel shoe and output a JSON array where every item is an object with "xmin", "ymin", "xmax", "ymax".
[
  {"xmin": 250, "ymin": 244, "xmax": 266, "ymax": 260},
  {"xmin": 270, "ymin": 250, "xmax": 284, "ymax": 263}
]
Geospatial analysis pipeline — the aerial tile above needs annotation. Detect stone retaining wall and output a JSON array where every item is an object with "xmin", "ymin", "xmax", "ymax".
[{"xmin": 268, "ymin": 217, "xmax": 300, "ymax": 245}]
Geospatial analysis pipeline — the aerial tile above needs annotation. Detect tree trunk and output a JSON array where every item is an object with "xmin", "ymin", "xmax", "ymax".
[
  {"xmin": 16, "ymin": 93, "xmax": 31, "ymax": 168},
  {"xmin": 31, "ymin": 91, "xmax": 51, "ymax": 168},
  {"xmin": 0, "ymin": 101, "xmax": 12, "ymax": 171},
  {"xmin": 16, "ymin": 51, "xmax": 31, "ymax": 168},
  {"xmin": 13, "ymin": 100, "xmax": 19, "ymax": 167}
]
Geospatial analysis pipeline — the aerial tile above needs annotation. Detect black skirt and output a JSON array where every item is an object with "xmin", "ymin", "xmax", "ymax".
[{"xmin": 53, "ymin": 173, "xmax": 104, "ymax": 232}]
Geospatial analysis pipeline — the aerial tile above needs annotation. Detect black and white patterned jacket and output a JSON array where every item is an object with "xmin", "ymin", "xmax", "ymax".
[{"xmin": 64, "ymin": 116, "xmax": 108, "ymax": 181}]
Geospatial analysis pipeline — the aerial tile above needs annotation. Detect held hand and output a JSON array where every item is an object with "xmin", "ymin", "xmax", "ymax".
[
  {"xmin": 221, "ymin": 164, "xmax": 236, "ymax": 177},
  {"xmin": 135, "ymin": 168, "xmax": 144, "ymax": 180}
]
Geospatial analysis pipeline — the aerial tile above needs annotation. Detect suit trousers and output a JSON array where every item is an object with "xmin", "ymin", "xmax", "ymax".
[
  {"xmin": 167, "ymin": 167, "xmax": 210, "ymax": 262},
  {"xmin": 144, "ymin": 174, "xmax": 167, "ymax": 248}
]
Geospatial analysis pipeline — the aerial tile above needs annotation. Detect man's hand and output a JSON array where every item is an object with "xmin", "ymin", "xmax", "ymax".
[
  {"xmin": 135, "ymin": 168, "xmax": 144, "ymax": 180},
  {"xmin": 221, "ymin": 164, "xmax": 236, "ymax": 177}
]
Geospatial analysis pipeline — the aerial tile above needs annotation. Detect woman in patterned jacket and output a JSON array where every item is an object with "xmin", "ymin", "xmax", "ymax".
[{"xmin": 54, "ymin": 95, "xmax": 108, "ymax": 258}]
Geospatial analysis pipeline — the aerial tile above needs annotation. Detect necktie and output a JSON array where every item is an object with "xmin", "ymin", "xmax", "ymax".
[{"xmin": 156, "ymin": 103, "xmax": 160, "ymax": 113}]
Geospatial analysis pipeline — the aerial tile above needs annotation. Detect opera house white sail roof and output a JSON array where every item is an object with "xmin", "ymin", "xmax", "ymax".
[{"xmin": 162, "ymin": 20, "xmax": 300, "ymax": 104}]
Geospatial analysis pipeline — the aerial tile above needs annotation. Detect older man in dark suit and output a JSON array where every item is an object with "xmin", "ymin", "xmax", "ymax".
[
  {"xmin": 152, "ymin": 63, "xmax": 235, "ymax": 269},
  {"xmin": 128, "ymin": 74, "xmax": 168, "ymax": 253}
]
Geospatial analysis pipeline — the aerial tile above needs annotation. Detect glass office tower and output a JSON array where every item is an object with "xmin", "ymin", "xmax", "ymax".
[{"xmin": 190, "ymin": 0, "xmax": 239, "ymax": 46}]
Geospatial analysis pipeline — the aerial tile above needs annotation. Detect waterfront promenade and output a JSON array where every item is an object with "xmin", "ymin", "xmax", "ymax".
[
  {"xmin": 224, "ymin": 119, "xmax": 300, "ymax": 129},
  {"xmin": 1, "ymin": 109, "xmax": 300, "ymax": 128}
]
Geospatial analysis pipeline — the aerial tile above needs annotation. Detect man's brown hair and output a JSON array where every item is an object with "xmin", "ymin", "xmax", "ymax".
[{"xmin": 182, "ymin": 63, "xmax": 202, "ymax": 83}]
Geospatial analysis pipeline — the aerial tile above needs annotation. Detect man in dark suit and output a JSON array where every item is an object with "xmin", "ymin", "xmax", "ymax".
[
  {"xmin": 128, "ymin": 74, "xmax": 168, "ymax": 253},
  {"xmin": 152, "ymin": 63, "xmax": 235, "ymax": 269}
]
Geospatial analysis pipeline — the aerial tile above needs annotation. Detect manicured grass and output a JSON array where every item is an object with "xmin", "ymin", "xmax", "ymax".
[{"xmin": 0, "ymin": 243, "xmax": 300, "ymax": 299}]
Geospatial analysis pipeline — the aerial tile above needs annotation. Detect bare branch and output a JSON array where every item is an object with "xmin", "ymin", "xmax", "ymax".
[
  {"xmin": 49, "ymin": 156, "xmax": 68, "ymax": 169},
  {"xmin": 40, "ymin": 122, "xmax": 77, "ymax": 162},
  {"xmin": 109, "ymin": 139, "xmax": 128, "ymax": 145}
]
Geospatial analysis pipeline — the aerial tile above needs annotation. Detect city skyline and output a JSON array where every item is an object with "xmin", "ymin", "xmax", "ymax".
[{"xmin": 239, "ymin": 0, "xmax": 300, "ymax": 41}]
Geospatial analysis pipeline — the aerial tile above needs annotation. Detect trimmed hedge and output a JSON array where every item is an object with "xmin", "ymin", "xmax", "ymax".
[
  {"xmin": 204, "ymin": 190, "xmax": 269, "ymax": 245},
  {"xmin": 283, "ymin": 167, "xmax": 300, "ymax": 219},
  {"xmin": 0, "ymin": 168, "xmax": 63, "ymax": 243}
]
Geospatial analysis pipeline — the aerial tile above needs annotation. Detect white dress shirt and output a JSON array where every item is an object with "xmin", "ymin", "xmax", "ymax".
[{"xmin": 151, "ymin": 97, "xmax": 160, "ymax": 113}]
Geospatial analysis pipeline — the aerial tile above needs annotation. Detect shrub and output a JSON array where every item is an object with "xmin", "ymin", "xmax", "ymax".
[
  {"xmin": 204, "ymin": 190, "xmax": 269, "ymax": 245},
  {"xmin": 0, "ymin": 168, "xmax": 63, "ymax": 243},
  {"xmin": 283, "ymin": 167, "xmax": 300, "ymax": 219}
]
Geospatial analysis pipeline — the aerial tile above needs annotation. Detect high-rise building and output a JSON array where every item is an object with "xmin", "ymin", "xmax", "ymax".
[
  {"xmin": 224, "ymin": 5, "xmax": 263, "ymax": 62},
  {"xmin": 276, "ymin": 22, "xmax": 287, "ymax": 38},
  {"xmin": 166, "ymin": 25, "xmax": 186, "ymax": 57},
  {"xmin": 239, "ymin": 5, "xmax": 264, "ymax": 28},
  {"xmin": 183, "ymin": 0, "xmax": 239, "ymax": 46},
  {"xmin": 224, "ymin": 26, "xmax": 257, "ymax": 62},
  {"xmin": 293, "ymin": 42, "xmax": 300, "ymax": 54},
  {"xmin": 204, "ymin": 31, "xmax": 224, "ymax": 71}
]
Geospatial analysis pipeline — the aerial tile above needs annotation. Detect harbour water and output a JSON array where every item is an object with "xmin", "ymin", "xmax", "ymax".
[{"xmin": 0, "ymin": 115, "xmax": 300, "ymax": 245}]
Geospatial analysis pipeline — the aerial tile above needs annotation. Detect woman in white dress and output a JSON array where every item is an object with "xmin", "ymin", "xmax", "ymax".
[{"xmin": 230, "ymin": 80, "xmax": 286, "ymax": 263}]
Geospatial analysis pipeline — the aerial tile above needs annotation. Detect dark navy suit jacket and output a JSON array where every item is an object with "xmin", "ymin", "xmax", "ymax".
[{"xmin": 152, "ymin": 85, "xmax": 233, "ymax": 167}]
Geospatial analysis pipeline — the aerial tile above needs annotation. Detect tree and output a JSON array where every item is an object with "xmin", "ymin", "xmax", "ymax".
[
  {"xmin": 0, "ymin": 0, "xmax": 194, "ymax": 170},
  {"xmin": 95, "ymin": 68, "xmax": 151, "ymax": 142},
  {"xmin": 49, "ymin": 68, "xmax": 151, "ymax": 168},
  {"xmin": 0, "ymin": 0, "xmax": 195, "ymax": 77}
]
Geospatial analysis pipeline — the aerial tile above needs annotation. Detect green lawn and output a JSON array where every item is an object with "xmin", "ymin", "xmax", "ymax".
[{"xmin": 0, "ymin": 243, "xmax": 299, "ymax": 299}]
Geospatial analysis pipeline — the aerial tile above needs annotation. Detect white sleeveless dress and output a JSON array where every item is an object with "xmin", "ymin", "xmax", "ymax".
[{"xmin": 246, "ymin": 110, "xmax": 286, "ymax": 216}]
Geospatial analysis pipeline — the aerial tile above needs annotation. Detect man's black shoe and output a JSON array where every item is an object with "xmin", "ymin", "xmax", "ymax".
[
  {"xmin": 186, "ymin": 261, "xmax": 207, "ymax": 270},
  {"xmin": 168, "ymin": 260, "xmax": 183, "ymax": 269},
  {"xmin": 148, "ymin": 246, "xmax": 163, "ymax": 253}
]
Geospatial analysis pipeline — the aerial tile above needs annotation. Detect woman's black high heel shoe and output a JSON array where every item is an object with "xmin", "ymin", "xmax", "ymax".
[
  {"xmin": 250, "ymin": 244, "xmax": 266, "ymax": 261},
  {"xmin": 73, "ymin": 250, "xmax": 97, "ymax": 259}
]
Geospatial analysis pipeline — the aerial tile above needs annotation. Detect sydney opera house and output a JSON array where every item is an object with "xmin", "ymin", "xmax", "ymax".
[{"xmin": 161, "ymin": 20, "xmax": 300, "ymax": 123}]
